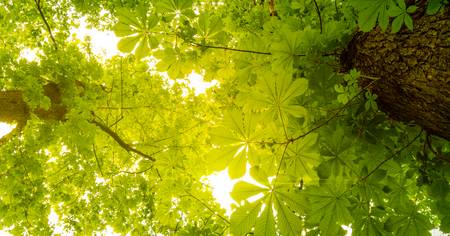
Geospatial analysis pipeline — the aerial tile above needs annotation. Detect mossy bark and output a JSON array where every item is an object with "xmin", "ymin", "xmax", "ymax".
[{"xmin": 343, "ymin": 7, "xmax": 450, "ymax": 140}]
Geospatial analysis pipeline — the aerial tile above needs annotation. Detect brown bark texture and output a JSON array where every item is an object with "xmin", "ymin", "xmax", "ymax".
[
  {"xmin": 342, "ymin": 7, "xmax": 450, "ymax": 140},
  {"xmin": 0, "ymin": 83, "xmax": 66, "ymax": 134}
]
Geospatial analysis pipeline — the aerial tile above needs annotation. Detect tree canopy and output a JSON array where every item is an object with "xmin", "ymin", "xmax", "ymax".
[{"xmin": 0, "ymin": 0, "xmax": 449, "ymax": 235}]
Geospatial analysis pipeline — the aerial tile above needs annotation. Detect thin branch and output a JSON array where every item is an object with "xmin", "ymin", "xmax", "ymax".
[
  {"xmin": 89, "ymin": 119, "xmax": 156, "ymax": 161},
  {"xmin": 34, "ymin": 0, "xmax": 58, "ymax": 50},
  {"xmin": 288, "ymin": 80, "xmax": 377, "ymax": 144},
  {"xmin": 115, "ymin": 166, "xmax": 153, "ymax": 175},
  {"xmin": 191, "ymin": 42, "xmax": 271, "ymax": 55},
  {"xmin": 313, "ymin": 0, "xmax": 323, "ymax": 34},
  {"xmin": 191, "ymin": 42, "xmax": 338, "ymax": 57},
  {"xmin": 92, "ymin": 144, "xmax": 104, "ymax": 177},
  {"xmin": 361, "ymin": 130, "xmax": 423, "ymax": 181},
  {"xmin": 274, "ymin": 143, "xmax": 290, "ymax": 181}
]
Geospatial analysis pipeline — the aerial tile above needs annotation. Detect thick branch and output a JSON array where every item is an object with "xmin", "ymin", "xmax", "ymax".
[
  {"xmin": 34, "ymin": 0, "xmax": 58, "ymax": 50},
  {"xmin": 89, "ymin": 119, "xmax": 156, "ymax": 161}
]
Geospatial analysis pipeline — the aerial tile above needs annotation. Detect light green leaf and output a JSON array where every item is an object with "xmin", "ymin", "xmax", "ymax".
[
  {"xmin": 391, "ymin": 15, "xmax": 404, "ymax": 33},
  {"xmin": 117, "ymin": 35, "xmax": 142, "ymax": 53},
  {"xmin": 407, "ymin": 5, "xmax": 417, "ymax": 14},
  {"xmin": 112, "ymin": 22, "xmax": 135, "ymax": 37},
  {"xmin": 254, "ymin": 197, "xmax": 276, "ymax": 236},
  {"xmin": 404, "ymin": 14, "xmax": 413, "ymax": 31},
  {"xmin": 231, "ymin": 181, "xmax": 268, "ymax": 203},
  {"xmin": 229, "ymin": 151, "xmax": 247, "ymax": 179},
  {"xmin": 230, "ymin": 201, "xmax": 262, "ymax": 236},
  {"xmin": 135, "ymin": 37, "xmax": 150, "ymax": 59},
  {"xmin": 274, "ymin": 194, "xmax": 303, "ymax": 236}
]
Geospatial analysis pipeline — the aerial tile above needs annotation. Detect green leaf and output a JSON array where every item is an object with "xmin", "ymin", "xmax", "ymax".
[
  {"xmin": 250, "ymin": 166, "xmax": 271, "ymax": 186},
  {"xmin": 407, "ymin": 5, "xmax": 417, "ymax": 14},
  {"xmin": 355, "ymin": 0, "xmax": 393, "ymax": 32},
  {"xmin": 112, "ymin": 22, "xmax": 135, "ymax": 37},
  {"xmin": 391, "ymin": 15, "xmax": 404, "ymax": 33},
  {"xmin": 426, "ymin": 0, "xmax": 443, "ymax": 15},
  {"xmin": 208, "ymin": 110, "xmax": 263, "ymax": 179},
  {"xmin": 404, "ymin": 14, "xmax": 413, "ymax": 31},
  {"xmin": 274, "ymin": 194, "xmax": 303, "ymax": 236},
  {"xmin": 254, "ymin": 197, "xmax": 276, "ymax": 236},
  {"xmin": 135, "ymin": 36, "xmax": 151, "ymax": 59},
  {"xmin": 305, "ymin": 180, "xmax": 353, "ymax": 236},
  {"xmin": 441, "ymin": 216, "xmax": 450, "ymax": 233},
  {"xmin": 242, "ymin": 74, "xmax": 309, "ymax": 121},
  {"xmin": 117, "ymin": 34, "xmax": 142, "ymax": 52},
  {"xmin": 390, "ymin": 212, "xmax": 433, "ymax": 236},
  {"xmin": 230, "ymin": 201, "xmax": 262, "ymax": 236},
  {"xmin": 231, "ymin": 181, "xmax": 267, "ymax": 202},
  {"xmin": 285, "ymin": 133, "xmax": 321, "ymax": 182}
]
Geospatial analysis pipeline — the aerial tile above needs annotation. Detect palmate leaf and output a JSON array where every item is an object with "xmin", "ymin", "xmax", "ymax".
[
  {"xmin": 230, "ymin": 181, "xmax": 268, "ymax": 202},
  {"xmin": 241, "ymin": 72, "xmax": 308, "ymax": 122},
  {"xmin": 285, "ymin": 133, "xmax": 321, "ymax": 183},
  {"xmin": 254, "ymin": 196, "xmax": 276, "ymax": 236},
  {"xmin": 230, "ymin": 177, "xmax": 308, "ymax": 235},
  {"xmin": 230, "ymin": 200, "xmax": 263, "ymax": 236},
  {"xmin": 305, "ymin": 179, "xmax": 353, "ymax": 236},
  {"xmin": 113, "ymin": 8, "xmax": 160, "ymax": 59},
  {"xmin": 351, "ymin": 0, "xmax": 396, "ymax": 32},
  {"xmin": 155, "ymin": 0, "xmax": 195, "ymax": 19},
  {"xmin": 387, "ymin": 211, "xmax": 433, "ymax": 236},
  {"xmin": 353, "ymin": 215, "xmax": 386, "ymax": 236},
  {"xmin": 196, "ymin": 13, "xmax": 226, "ymax": 42},
  {"xmin": 271, "ymin": 29, "xmax": 304, "ymax": 72},
  {"xmin": 207, "ymin": 110, "xmax": 264, "ymax": 179}
]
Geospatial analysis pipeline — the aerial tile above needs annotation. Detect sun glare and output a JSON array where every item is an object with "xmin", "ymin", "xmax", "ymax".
[
  {"xmin": 0, "ymin": 122, "xmax": 16, "ymax": 139},
  {"xmin": 205, "ymin": 164, "xmax": 267, "ymax": 216},
  {"xmin": 69, "ymin": 17, "xmax": 120, "ymax": 59}
]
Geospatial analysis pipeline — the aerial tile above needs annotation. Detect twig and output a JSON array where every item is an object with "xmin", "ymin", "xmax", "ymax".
[
  {"xmin": 313, "ymin": 0, "xmax": 323, "ymax": 34},
  {"xmin": 191, "ymin": 42, "xmax": 271, "ymax": 55},
  {"xmin": 288, "ymin": 79, "xmax": 377, "ymax": 144},
  {"xmin": 92, "ymin": 144, "xmax": 104, "ymax": 177},
  {"xmin": 89, "ymin": 119, "xmax": 156, "ymax": 161},
  {"xmin": 361, "ymin": 130, "xmax": 423, "ymax": 181},
  {"xmin": 34, "ymin": 0, "xmax": 58, "ymax": 50},
  {"xmin": 191, "ymin": 42, "xmax": 338, "ymax": 57},
  {"xmin": 115, "ymin": 166, "xmax": 153, "ymax": 175},
  {"xmin": 274, "ymin": 143, "xmax": 290, "ymax": 180}
]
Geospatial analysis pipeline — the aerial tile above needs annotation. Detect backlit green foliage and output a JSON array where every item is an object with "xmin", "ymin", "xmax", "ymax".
[{"xmin": 0, "ymin": 0, "xmax": 449, "ymax": 235}]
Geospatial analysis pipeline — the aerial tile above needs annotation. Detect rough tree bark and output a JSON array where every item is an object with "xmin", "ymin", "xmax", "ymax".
[{"xmin": 342, "ymin": 4, "xmax": 450, "ymax": 141}]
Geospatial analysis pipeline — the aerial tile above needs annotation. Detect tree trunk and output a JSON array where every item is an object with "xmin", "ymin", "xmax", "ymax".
[
  {"xmin": 342, "ymin": 6, "xmax": 450, "ymax": 140},
  {"xmin": 0, "ymin": 83, "xmax": 67, "ymax": 140}
]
